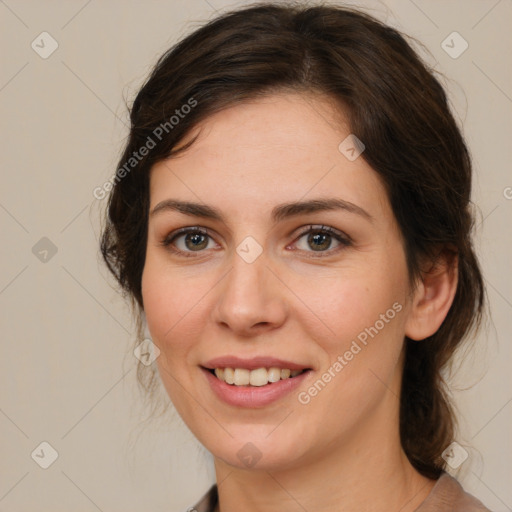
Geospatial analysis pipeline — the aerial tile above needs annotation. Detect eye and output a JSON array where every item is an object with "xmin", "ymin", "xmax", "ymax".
[
  {"xmin": 161, "ymin": 227, "xmax": 217, "ymax": 257},
  {"xmin": 161, "ymin": 224, "xmax": 352, "ymax": 258},
  {"xmin": 290, "ymin": 225, "xmax": 352, "ymax": 257}
]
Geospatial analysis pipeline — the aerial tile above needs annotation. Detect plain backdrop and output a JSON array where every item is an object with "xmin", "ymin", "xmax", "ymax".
[{"xmin": 0, "ymin": 1, "xmax": 511, "ymax": 511}]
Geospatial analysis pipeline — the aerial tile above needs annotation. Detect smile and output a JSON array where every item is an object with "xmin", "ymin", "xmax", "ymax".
[
  {"xmin": 211, "ymin": 367, "xmax": 307, "ymax": 386},
  {"xmin": 201, "ymin": 366, "xmax": 312, "ymax": 408}
]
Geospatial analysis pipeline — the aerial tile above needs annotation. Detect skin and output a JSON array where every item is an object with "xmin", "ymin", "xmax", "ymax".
[{"xmin": 141, "ymin": 92, "xmax": 458, "ymax": 512}]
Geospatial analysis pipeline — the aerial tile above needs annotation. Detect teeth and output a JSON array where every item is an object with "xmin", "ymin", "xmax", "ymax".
[
  {"xmin": 234, "ymin": 368, "xmax": 250, "ymax": 386},
  {"xmin": 212, "ymin": 366, "xmax": 306, "ymax": 386},
  {"xmin": 249, "ymin": 367, "xmax": 268, "ymax": 386},
  {"xmin": 268, "ymin": 368, "xmax": 281, "ymax": 382},
  {"xmin": 224, "ymin": 367, "xmax": 235, "ymax": 384}
]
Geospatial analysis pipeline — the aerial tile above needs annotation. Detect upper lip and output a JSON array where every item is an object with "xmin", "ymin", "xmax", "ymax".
[{"xmin": 202, "ymin": 356, "xmax": 311, "ymax": 371}]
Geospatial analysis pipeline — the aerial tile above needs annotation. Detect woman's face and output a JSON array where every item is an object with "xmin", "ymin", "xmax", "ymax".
[{"xmin": 142, "ymin": 92, "xmax": 416, "ymax": 471}]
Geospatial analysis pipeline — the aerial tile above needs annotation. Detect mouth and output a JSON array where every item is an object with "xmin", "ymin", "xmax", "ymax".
[
  {"xmin": 200, "ymin": 356, "xmax": 313, "ymax": 407},
  {"xmin": 204, "ymin": 366, "xmax": 311, "ymax": 387},
  {"xmin": 201, "ymin": 364, "xmax": 312, "ymax": 407}
]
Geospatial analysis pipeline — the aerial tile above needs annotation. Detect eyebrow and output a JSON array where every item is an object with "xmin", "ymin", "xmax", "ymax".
[{"xmin": 150, "ymin": 197, "xmax": 374, "ymax": 224}]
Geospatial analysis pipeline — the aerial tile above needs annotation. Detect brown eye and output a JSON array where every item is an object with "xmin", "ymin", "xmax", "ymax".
[
  {"xmin": 292, "ymin": 225, "xmax": 352, "ymax": 256},
  {"xmin": 181, "ymin": 232, "xmax": 209, "ymax": 251},
  {"xmin": 161, "ymin": 227, "xmax": 216, "ymax": 256},
  {"xmin": 306, "ymin": 231, "xmax": 332, "ymax": 251}
]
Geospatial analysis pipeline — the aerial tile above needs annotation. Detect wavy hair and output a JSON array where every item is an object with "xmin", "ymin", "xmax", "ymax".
[{"xmin": 100, "ymin": 2, "xmax": 485, "ymax": 479}]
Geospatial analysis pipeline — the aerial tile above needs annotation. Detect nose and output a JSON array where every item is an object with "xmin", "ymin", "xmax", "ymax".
[{"xmin": 212, "ymin": 246, "xmax": 288, "ymax": 337}]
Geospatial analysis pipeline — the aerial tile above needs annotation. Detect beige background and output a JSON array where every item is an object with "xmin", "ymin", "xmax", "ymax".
[{"xmin": 0, "ymin": 0, "xmax": 511, "ymax": 511}]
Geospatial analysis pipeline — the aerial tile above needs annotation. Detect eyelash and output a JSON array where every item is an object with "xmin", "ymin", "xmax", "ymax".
[{"xmin": 160, "ymin": 225, "xmax": 352, "ymax": 259}]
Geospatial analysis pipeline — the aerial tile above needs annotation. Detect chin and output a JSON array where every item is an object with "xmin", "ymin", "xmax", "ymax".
[{"xmin": 203, "ymin": 429, "xmax": 311, "ymax": 472}]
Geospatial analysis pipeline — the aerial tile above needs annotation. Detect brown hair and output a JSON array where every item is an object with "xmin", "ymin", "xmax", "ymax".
[{"xmin": 100, "ymin": 1, "xmax": 485, "ymax": 479}]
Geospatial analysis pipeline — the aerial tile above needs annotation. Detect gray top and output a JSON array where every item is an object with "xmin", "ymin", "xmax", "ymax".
[{"xmin": 190, "ymin": 472, "xmax": 491, "ymax": 512}]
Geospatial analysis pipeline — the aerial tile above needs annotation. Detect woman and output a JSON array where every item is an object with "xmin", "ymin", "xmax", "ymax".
[{"xmin": 100, "ymin": 3, "xmax": 491, "ymax": 511}]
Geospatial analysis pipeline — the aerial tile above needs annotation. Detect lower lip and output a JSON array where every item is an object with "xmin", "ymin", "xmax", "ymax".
[{"xmin": 201, "ymin": 367, "xmax": 311, "ymax": 408}]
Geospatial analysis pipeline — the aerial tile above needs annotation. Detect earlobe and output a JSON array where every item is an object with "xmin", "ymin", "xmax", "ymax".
[{"xmin": 404, "ymin": 249, "xmax": 459, "ymax": 341}]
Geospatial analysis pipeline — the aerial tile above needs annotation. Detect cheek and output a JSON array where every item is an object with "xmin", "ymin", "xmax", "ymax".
[
  {"xmin": 302, "ymin": 257, "xmax": 409, "ymax": 397},
  {"xmin": 141, "ymin": 265, "xmax": 199, "ymax": 410},
  {"xmin": 296, "ymin": 261, "xmax": 407, "ymax": 350},
  {"xmin": 141, "ymin": 262, "xmax": 187, "ymax": 357},
  {"xmin": 141, "ymin": 259, "xmax": 216, "ymax": 367}
]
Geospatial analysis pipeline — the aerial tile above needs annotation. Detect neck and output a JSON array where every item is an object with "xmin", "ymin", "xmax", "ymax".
[{"xmin": 212, "ymin": 391, "xmax": 435, "ymax": 512}]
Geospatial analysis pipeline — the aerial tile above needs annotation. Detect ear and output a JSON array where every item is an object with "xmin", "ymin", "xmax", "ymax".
[{"xmin": 404, "ymin": 248, "xmax": 458, "ymax": 341}]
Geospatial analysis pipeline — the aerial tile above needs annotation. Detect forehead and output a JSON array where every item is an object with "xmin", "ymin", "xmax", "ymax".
[
  {"xmin": 167, "ymin": 91, "xmax": 350, "ymax": 170},
  {"xmin": 148, "ymin": 92, "xmax": 390, "ymax": 223}
]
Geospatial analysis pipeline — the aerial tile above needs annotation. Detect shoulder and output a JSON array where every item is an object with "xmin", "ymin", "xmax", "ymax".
[
  {"xmin": 188, "ymin": 475, "xmax": 492, "ymax": 512},
  {"xmin": 188, "ymin": 484, "xmax": 218, "ymax": 512},
  {"xmin": 416, "ymin": 472, "xmax": 492, "ymax": 512}
]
